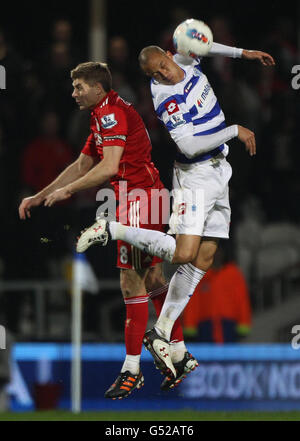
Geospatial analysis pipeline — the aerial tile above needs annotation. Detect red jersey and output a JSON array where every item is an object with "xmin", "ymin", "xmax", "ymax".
[{"xmin": 81, "ymin": 90, "xmax": 162, "ymax": 195}]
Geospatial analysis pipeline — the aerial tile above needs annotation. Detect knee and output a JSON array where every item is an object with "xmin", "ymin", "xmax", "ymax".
[
  {"xmin": 120, "ymin": 270, "xmax": 135, "ymax": 298},
  {"xmin": 172, "ymin": 248, "xmax": 197, "ymax": 264},
  {"xmin": 120, "ymin": 269, "xmax": 147, "ymax": 299}
]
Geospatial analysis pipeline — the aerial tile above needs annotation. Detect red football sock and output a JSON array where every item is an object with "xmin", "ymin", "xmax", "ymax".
[
  {"xmin": 124, "ymin": 295, "xmax": 149, "ymax": 355},
  {"xmin": 149, "ymin": 285, "xmax": 184, "ymax": 342}
]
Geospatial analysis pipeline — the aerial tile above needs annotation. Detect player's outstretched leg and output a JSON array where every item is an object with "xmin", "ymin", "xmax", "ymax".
[
  {"xmin": 77, "ymin": 218, "xmax": 176, "ymax": 263},
  {"xmin": 76, "ymin": 218, "xmax": 111, "ymax": 252},
  {"xmin": 104, "ymin": 371, "xmax": 144, "ymax": 400},
  {"xmin": 143, "ymin": 328, "xmax": 176, "ymax": 378}
]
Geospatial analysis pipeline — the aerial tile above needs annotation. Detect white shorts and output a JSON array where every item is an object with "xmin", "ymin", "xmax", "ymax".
[{"xmin": 168, "ymin": 154, "xmax": 232, "ymax": 238}]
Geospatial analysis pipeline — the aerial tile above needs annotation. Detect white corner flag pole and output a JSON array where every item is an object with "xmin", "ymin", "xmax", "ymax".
[{"xmin": 71, "ymin": 252, "xmax": 83, "ymax": 413}]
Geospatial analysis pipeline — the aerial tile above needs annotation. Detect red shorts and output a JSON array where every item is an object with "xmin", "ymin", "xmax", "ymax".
[{"xmin": 116, "ymin": 183, "xmax": 169, "ymax": 270}]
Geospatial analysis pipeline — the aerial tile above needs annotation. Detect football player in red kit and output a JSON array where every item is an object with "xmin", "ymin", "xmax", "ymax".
[{"xmin": 19, "ymin": 62, "xmax": 198, "ymax": 399}]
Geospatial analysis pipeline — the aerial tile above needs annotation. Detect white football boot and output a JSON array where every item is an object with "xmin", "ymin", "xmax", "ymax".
[{"xmin": 76, "ymin": 218, "xmax": 111, "ymax": 253}]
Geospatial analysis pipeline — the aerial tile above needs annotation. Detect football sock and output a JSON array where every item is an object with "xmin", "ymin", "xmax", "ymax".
[
  {"xmin": 170, "ymin": 340, "xmax": 187, "ymax": 363},
  {"xmin": 155, "ymin": 263, "xmax": 206, "ymax": 341},
  {"xmin": 149, "ymin": 284, "xmax": 185, "ymax": 344},
  {"xmin": 122, "ymin": 295, "xmax": 148, "ymax": 374},
  {"xmin": 121, "ymin": 355, "xmax": 140, "ymax": 375},
  {"xmin": 109, "ymin": 221, "xmax": 176, "ymax": 263}
]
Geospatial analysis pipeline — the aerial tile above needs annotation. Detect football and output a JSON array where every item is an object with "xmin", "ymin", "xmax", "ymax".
[{"xmin": 173, "ymin": 18, "xmax": 213, "ymax": 58}]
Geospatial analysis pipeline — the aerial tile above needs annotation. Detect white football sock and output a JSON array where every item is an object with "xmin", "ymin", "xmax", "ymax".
[
  {"xmin": 121, "ymin": 354, "xmax": 140, "ymax": 375},
  {"xmin": 170, "ymin": 340, "xmax": 187, "ymax": 363},
  {"xmin": 155, "ymin": 263, "xmax": 206, "ymax": 340},
  {"xmin": 109, "ymin": 221, "xmax": 176, "ymax": 263}
]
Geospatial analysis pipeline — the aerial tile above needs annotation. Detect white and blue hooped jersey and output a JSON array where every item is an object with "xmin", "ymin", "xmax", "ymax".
[{"xmin": 151, "ymin": 54, "xmax": 228, "ymax": 163}]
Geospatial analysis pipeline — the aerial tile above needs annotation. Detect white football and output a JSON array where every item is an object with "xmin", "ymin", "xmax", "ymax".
[{"xmin": 173, "ymin": 18, "xmax": 213, "ymax": 58}]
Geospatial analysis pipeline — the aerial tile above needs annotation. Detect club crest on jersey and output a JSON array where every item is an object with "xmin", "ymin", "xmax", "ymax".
[
  {"xmin": 101, "ymin": 113, "xmax": 117, "ymax": 129},
  {"xmin": 164, "ymin": 99, "xmax": 179, "ymax": 115},
  {"xmin": 170, "ymin": 113, "xmax": 186, "ymax": 128}
]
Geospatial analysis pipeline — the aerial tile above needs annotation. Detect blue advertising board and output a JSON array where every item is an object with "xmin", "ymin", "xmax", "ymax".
[{"xmin": 7, "ymin": 343, "xmax": 300, "ymax": 411}]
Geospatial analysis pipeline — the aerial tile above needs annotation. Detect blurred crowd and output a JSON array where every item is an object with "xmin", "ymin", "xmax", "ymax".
[{"xmin": 0, "ymin": 11, "xmax": 300, "ymax": 339}]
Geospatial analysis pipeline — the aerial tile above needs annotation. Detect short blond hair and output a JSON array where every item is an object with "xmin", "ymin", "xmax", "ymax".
[{"xmin": 71, "ymin": 62, "xmax": 112, "ymax": 91}]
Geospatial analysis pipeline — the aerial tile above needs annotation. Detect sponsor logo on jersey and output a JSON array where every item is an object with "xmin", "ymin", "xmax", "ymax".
[
  {"xmin": 164, "ymin": 99, "xmax": 179, "ymax": 115},
  {"xmin": 197, "ymin": 83, "xmax": 211, "ymax": 107},
  {"xmin": 170, "ymin": 114, "xmax": 186, "ymax": 128},
  {"xmin": 101, "ymin": 113, "xmax": 117, "ymax": 129}
]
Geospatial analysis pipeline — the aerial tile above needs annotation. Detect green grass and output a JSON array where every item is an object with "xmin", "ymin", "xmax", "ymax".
[{"xmin": 0, "ymin": 410, "xmax": 299, "ymax": 421}]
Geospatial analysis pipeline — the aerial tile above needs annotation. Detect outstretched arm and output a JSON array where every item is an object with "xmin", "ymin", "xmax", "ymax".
[
  {"xmin": 208, "ymin": 42, "xmax": 275, "ymax": 66},
  {"xmin": 19, "ymin": 154, "xmax": 98, "ymax": 219},
  {"xmin": 44, "ymin": 146, "xmax": 123, "ymax": 207}
]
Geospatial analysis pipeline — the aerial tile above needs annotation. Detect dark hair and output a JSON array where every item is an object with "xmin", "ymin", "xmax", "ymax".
[{"xmin": 70, "ymin": 62, "xmax": 112, "ymax": 92}]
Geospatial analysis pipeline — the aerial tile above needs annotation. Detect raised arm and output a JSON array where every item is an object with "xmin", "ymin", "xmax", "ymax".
[{"xmin": 208, "ymin": 42, "xmax": 275, "ymax": 66}]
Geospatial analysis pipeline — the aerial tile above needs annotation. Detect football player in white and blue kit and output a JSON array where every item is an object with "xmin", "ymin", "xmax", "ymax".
[{"xmin": 77, "ymin": 42, "xmax": 275, "ymax": 383}]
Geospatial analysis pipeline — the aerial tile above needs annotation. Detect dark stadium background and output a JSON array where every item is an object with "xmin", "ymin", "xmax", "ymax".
[
  {"xmin": 0, "ymin": 0, "xmax": 299, "ymax": 341},
  {"xmin": 1, "ymin": 0, "xmax": 300, "ymax": 419},
  {"xmin": 3, "ymin": 1, "xmax": 298, "ymax": 53}
]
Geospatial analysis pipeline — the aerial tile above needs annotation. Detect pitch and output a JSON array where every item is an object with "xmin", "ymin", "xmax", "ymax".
[{"xmin": 0, "ymin": 410, "xmax": 299, "ymax": 421}]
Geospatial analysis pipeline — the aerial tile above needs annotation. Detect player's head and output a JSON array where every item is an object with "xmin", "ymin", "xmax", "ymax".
[
  {"xmin": 139, "ymin": 46, "xmax": 184, "ymax": 85},
  {"xmin": 71, "ymin": 62, "xmax": 112, "ymax": 109}
]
